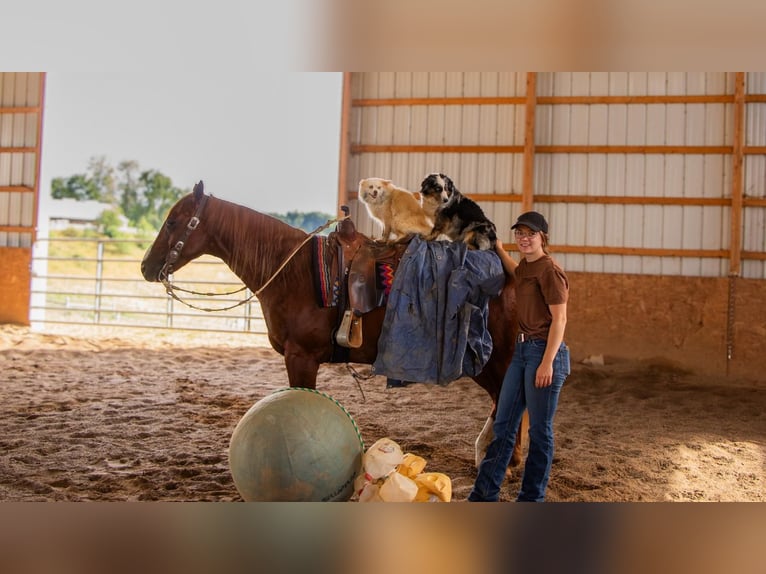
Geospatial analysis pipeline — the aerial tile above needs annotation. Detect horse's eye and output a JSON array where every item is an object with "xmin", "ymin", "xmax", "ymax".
[{"xmin": 166, "ymin": 219, "xmax": 177, "ymax": 230}]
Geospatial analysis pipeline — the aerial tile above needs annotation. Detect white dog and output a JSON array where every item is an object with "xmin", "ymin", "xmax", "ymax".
[{"xmin": 358, "ymin": 178, "xmax": 433, "ymax": 241}]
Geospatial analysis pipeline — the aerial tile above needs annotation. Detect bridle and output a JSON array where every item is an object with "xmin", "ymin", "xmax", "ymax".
[
  {"xmin": 158, "ymin": 193, "xmax": 209, "ymax": 283},
  {"xmin": 158, "ymin": 192, "xmax": 348, "ymax": 312},
  {"xmin": 158, "ymin": 193, "xmax": 254, "ymax": 312}
]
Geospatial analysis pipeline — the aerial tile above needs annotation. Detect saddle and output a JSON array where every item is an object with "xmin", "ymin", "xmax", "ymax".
[{"xmin": 327, "ymin": 214, "xmax": 410, "ymax": 349}]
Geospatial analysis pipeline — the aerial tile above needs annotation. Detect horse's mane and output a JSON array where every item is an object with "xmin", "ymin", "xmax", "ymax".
[{"xmin": 205, "ymin": 196, "xmax": 308, "ymax": 289}]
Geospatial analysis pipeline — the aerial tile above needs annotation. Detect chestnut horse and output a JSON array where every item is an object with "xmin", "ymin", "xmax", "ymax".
[{"xmin": 141, "ymin": 182, "xmax": 525, "ymax": 467}]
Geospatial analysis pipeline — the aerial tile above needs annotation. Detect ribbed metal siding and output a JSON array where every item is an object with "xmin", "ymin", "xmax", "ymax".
[
  {"xmin": 0, "ymin": 72, "xmax": 43, "ymax": 248},
  {"xmin": 348, "ymin": 72, "xmax": 525, "ymax": 237},
  {"xmin": 346, "ymin": 72, "xmax": 765, "ymax": 279},
  {"xmin": 745, "ymin": 72, "xmax": 766, "ymax": 280},
  {"xmin": 536, "ymin": 72, "xmax": 734, "ymax": 277}
]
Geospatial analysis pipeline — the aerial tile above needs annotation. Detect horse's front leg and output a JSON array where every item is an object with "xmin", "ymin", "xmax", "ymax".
[
  {"xmin": 283, "ymin": 351, "xmax": 321, "ymax": 389},
  {"xmin": 512, "ymin": 411, "xmax": 529, "ymax": 467},
  {"xmin": 475, "ymin": 409, "xmax": 529, "ymax": 470}
]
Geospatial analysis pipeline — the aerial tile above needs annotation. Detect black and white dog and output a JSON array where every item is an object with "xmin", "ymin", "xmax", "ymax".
[{"xmin": 419, "ymin": 173, "xmax": 497, "ymax": 251}]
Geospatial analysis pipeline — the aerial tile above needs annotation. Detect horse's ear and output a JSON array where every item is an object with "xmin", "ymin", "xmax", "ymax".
[{"xmin": 193, "ymin": 180, "xmax": 204, "ymax": 201}]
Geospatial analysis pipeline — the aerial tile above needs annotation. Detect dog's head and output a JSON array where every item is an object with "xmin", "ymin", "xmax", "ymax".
[
  {"xmin": 419, "ymin": 173, "xmax": 458, "ymax": 203},
  {"xmin": 419, "ymin": 173, "xmax": 457, "ymax": 216},
  {"xmin": 358, "ymin": 178, "xmax": 392, "ymax": 205}
]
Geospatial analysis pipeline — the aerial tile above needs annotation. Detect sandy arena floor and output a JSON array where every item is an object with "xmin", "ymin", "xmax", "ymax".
[{"xmin": 0, "ymin": 325, "xmax": 763, "ymax": 501}]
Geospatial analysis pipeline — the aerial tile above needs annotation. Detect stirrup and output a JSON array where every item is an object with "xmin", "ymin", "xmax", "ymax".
[{"xmin": 336, "ymin": 310, "xmax": 363, "ymax": 348}]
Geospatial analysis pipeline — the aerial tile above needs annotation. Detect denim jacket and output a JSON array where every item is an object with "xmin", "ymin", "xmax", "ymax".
[{"xmin": 373, "ymin": 236, "xmax": 505, "ymax": 385}]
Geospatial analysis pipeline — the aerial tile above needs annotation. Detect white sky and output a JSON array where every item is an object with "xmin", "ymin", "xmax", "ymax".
[{"xmin": 40, "ymin": 72, "xmax": 343, "ymax": 215}]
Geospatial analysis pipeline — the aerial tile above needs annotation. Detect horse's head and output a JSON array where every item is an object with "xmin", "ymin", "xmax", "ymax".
[{"xmin": 141, "ymin": 181, "xmax": 211, "ymax": 282}]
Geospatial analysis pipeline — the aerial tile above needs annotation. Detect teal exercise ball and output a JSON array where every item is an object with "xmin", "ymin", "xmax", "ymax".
[{"xmin": 229, "ymin": 388, "xmax": 364, "ymax": 502}]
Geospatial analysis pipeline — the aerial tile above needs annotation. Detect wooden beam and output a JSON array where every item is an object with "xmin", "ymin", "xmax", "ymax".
[
  {"xmin": 351, "ymin": 144, "xmax": 524, "ymax": 154},
  {"xmin": 522, "ymin": 72, "xmax": 537, "ymax": 211},
  {"xmin": 537, "ymin": 94, "xmax": 733, "ymax": 105},
  {"xmin": 0, "ymin": 186, "xmax": 35, "ymax": 193},
  {"xmin": 350, "ymin": 144, "xmax": 732, "ymax": 155},
  {"xmin": 349, "ymin": 94, "xmax": 761, "ymax": 107},
  {"xmin": 353, "ymin": 96, "xmax": 525, "ymax": 107},
  {"xmin": 536, "ymin": 145, "xmax": 732, "ymax": 155},
  {"xmin": 730, "ymin": 72, "xmax": 746, "ymax": 276},
  {"xmin": 0, "ymin": 106, "xmax": 40, "ymax": 114},
  {"xmin": 337, "ymin": 72, "xmax": 352, "ymax": 213},
  {"xmin": 531, "ymin": 194, "xmax": 731, "ymax": 206},
  {"xmin": 0, "ymin": 225, "xmax": 35, "ymax": 234},
  {"xmin": 552, "ymin": 245, "xmax": 729, "ymax": 258},
  {"xmin": 744, "ymin": 198, "xmax": 766, "ymax": 207},
  {"xmin": 477, "ymin": 194, "xmax": 731, "ymax": 206},
  {"xmin": 0, "ymin": 146, "xmax": 37, "ymax": 153},
  {"xmin": 462, "ymin": 193, "xmax": 524, "ymax": 203}
]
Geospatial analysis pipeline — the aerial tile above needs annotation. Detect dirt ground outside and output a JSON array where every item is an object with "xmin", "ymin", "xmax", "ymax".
[{"xmin": 0, "ymin": 325, "xmax": 763, "ymax": 502}]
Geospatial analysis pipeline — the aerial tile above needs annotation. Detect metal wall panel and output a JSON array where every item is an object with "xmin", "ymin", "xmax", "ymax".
[
  {"xmin": 533, "ymin": 73, "xmax": 737, "ymax": 276},
  {"xmin": 744, "ymin": 73, "xmax": 766, "ymax": 279},
  {"xmin": 704, "ymin": 75, "xmax": 732, "ymax": 277},
  {"xmin": 603, "ymin": 73, "xmax": 628, "ymax": 273},
  {"xmin": 345, "ymin": 73, "xmax": 765, "ymax": 278},
  {"xmin": 0, "ymin": 72, "xmax": 43, "ymax": 248},
  {"xmin": 349, "ymin": 72, "xmax": 527, "ymax": 239}
]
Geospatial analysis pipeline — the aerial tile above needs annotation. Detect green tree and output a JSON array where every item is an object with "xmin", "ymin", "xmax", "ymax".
[
  {"xmin": 270, "ymin": 210, "xmax": 335, "ymax": 233},
  {"xmin": 129, "ymin": 170, "xmax": 186, "ymax": 231},
  {"xmin": 115, "ymin": 160, "xmax": 140, "ymax": 224},
  {"xmin": 88, "ymin": 156, "xmax": 117, "ymax": 203},
  {"xmin": 51, "ymin": 173, "xmax": 100, "ymax": 201},
  {"xmin": 52, "ymin": 157, "xmax": 334, "ymax": 235},
  {"xmin": 96, "ymin": 208, "xmax": 124, "ymax": 238},
  {"xmin": 300, "ymin": 211, "xmax": 335, "ymax": 232},
  {"xmin": 51, "ymin": 157, "xmax": 187, "ymax": 231}
]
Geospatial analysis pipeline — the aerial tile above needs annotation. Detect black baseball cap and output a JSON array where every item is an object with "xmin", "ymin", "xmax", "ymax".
[{"xmin": 511, "ymin": 211, "xmax": 548, "ymax": 234}]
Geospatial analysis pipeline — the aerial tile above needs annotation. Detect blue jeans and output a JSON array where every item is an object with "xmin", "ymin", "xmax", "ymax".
[{"xmin": 468, "ymin": 339, "xmax": 570, "ymax": 502}]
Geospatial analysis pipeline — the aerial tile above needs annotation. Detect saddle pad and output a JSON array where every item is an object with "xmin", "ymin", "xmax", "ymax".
[
  {"xmin": 313, "ymin": 236, "xmax": 398, "ymax": 309},
  {"xmin": 312, "ymin": 236, "xmax": 339, "ymax": 307},
  {"xmin": 376, "ymin": 262, "xmax": 395, "ymax": 297}
]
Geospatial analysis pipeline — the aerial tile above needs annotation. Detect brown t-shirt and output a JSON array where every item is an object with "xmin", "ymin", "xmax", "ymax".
[{"xmin": 513, "ymin": 255, "xmax": 569, "ymax": 340}]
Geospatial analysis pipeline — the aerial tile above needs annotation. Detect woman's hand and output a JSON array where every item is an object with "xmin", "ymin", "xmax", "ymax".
[
  {"xmin": 494, "ymin": 239, "xmax": 518, "ymax": 274},
  {"xmin": 535, "ymin": 361, "xmax": 554, "ymax": 388}
]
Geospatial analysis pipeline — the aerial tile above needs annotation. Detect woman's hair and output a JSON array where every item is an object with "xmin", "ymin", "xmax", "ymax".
[{"xmin": 541, "ymin": 232, "xmax": 551, "ymax": 255}]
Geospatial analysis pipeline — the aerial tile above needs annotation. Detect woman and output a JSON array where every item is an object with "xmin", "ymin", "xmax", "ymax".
[{"xmin": 468, "ymin": 211, "xmax": 570, "ymax": 502}]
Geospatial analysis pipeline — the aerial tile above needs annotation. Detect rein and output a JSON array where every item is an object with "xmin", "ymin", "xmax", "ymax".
[{"xmin": 159, "ymin": 194, "xmax": 348, "ymax": 312}]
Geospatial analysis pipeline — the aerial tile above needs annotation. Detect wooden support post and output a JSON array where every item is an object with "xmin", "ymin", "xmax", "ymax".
[
  {"xmin": 727, "ymin": 72, "xmax": 746, "ymax": 372},
  {"xmin": 730, "ymin": 72, "xmax": 745, "ymax": 277},
  {"xmin": 522, "ymin": 72, "xmax": 537, "ymax": 212},
  {"xmin": 31, "ymin": 73, "xmax": 47, "ymax": 245},
  {"xmin": 336, "ymin": 72, "xmax": 352, "ymax": 214}
]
